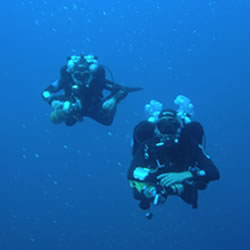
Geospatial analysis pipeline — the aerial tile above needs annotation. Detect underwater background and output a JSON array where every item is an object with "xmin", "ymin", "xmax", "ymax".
[{"xmin": 0, "ymin": 1, "xmax": 250, "ymax": 249}]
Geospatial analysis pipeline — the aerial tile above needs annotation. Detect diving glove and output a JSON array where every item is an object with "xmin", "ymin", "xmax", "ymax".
[
  {"xmin": 62, "ymin": 100, "xmax": 82, "ymax": 116},
  {"xmin": 42, "ymin": 91, "xmax": 51, "ymax": 102}
]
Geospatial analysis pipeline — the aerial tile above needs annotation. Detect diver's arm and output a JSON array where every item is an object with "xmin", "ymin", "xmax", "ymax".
[
  {"xmin": 127, "ymin": 153, "xmax": 147, "ymax": 181},
  {"xmin": 191, "ymin": 145, "xmax": 220, "ymax": 183},
  {"xmin": 42, "ymin": 66, "xmax": 70, "ymax": 102},
  {"xmin": 46, "ymin": 66, "xmax": 69, "ymax": 92},
  {"xmin": 156, "ymin": 145, "xmax": 219, "ymax": 189},
  {"xmin": 132, "ymin": 121, "xmax": 155, "ymax": 156}
]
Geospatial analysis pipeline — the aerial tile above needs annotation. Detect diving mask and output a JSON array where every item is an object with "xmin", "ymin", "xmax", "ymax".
[{"xmin": 154, "ymin": 111, "xmax": 182, "ymax": 146}]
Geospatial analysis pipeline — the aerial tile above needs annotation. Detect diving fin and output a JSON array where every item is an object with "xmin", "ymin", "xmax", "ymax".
[{"xmin": 124, "ymin": 86, "xmax": 143, "ymax": 93}]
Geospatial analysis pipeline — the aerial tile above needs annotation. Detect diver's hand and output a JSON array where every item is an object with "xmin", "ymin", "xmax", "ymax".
[
  {"xmin": 42, "ymin": 91, "xmax": 51, "ymax": 102},
  {"xmin": 51, "ymin": 100, "xmax": 64, "ymax": 110},
  {"xmin": 169, "ymin": 184, "xmax": 184, "ymax": 195},
  {"xmin": 102, "ymin": 97, "xmax": 117, "ymax": 111},
  {"xmin": 143, "ymin": 186, "xmax": 157, "ymax": 198},
  {"xmin": 157, "ymin": 171, "xmax": 193, "ymax": 187}
]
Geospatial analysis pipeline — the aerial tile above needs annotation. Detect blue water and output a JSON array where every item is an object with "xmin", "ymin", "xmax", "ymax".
[{"xmin": 1, "ymin": 1, "xmax": 250, "ymax": 249}]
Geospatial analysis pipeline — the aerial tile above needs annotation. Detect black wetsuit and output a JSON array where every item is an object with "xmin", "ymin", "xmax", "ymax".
[
  {"xmin": 128, "ymin": 120, "xmax": 220, "ymax": 209},
  {"xmin": 44, "ymin": 65, "xmax": 128, "ymax": 126}
]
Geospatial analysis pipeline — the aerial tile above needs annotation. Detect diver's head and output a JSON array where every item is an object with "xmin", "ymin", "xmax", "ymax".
[
  {"xmin": 66, "ymin": 55, "xmax": 92, "ymax": 86},
  {"xmin": 66, "ymin": 54, "xmax": 89, "ymax": 72},
  {"xmin": 154, "ymin": 109, "xmax": 182, "ymax": 146}
]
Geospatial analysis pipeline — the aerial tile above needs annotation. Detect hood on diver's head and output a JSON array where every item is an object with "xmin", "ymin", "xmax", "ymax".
[{"xmin": 154, "ymin": 109, "xmax": 182, "ymax": 145}]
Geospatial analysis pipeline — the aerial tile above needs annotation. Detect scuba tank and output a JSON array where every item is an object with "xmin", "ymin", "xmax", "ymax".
[
  {"xmin": 144, "ymin": 95, "xmax": 194, "ymax": 123},
  {"xmin": 174, "ymin": 95, "xmax": 194, "ymax": 124},
  {"xmin": 144, "ymin": 100, "xmax": 163, "ymax": 123}
]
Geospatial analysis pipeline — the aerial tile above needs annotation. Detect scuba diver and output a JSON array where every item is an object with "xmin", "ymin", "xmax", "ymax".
[
  {"xmin": 128, "ymin": 97, "xmax": 220, "ymax": 219},
  {"xmin": 42, "ymin": 54, "xmax": 142, "ymax": 126}
]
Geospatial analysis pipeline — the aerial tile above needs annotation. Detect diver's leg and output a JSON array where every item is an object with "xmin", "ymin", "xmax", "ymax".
[{"xmin": 87, "ymin": 101, "xmax": 117, "ymax": 126}]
